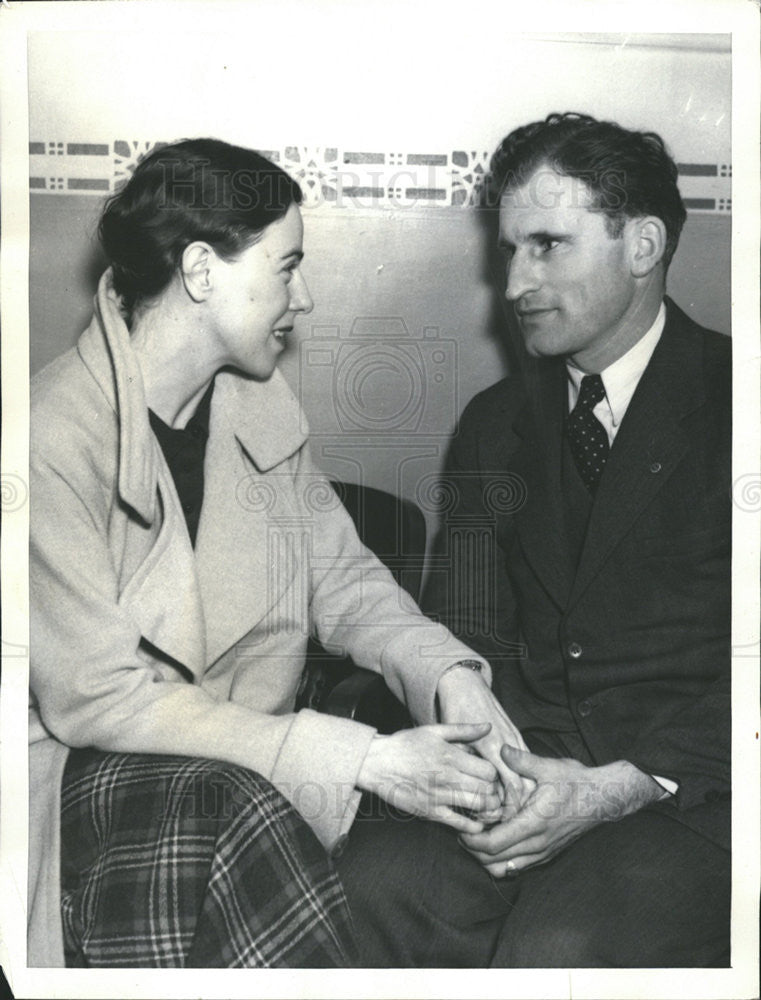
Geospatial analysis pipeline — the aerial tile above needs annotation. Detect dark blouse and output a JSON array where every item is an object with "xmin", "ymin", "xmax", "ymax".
[{"xmin": 148, "ymin": 381, "xmax": 214, "ymax": 547}]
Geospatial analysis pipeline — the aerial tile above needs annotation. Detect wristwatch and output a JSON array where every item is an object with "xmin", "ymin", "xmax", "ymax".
[{"xmin": 446, "ymin": 659, "xmax": 483, "ymax": 673}]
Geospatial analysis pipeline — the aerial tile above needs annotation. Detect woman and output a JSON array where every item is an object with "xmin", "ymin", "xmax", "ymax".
[{"xmin": 29, "ymin": 138, "xmax": 528, "ymax": 968}]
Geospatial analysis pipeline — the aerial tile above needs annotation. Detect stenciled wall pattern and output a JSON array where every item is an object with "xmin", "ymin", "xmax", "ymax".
[{"xmin": 29, "ymin": 140, "xmax": 732, "ymax": 213}]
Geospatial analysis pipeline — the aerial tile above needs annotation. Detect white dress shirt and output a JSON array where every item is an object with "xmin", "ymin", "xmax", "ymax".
[
  {"xmin": 566, "ymin": 303, "xmax": 678, "ymax": 798},
  {"xmin": 566, "ymin": 302, "xmax": 667, "ymax": 444}
]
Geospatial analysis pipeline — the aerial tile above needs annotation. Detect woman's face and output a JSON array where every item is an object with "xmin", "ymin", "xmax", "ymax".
[{"xmin": 207, "ymin": 202, "xmax": 313, "ymax": 379}]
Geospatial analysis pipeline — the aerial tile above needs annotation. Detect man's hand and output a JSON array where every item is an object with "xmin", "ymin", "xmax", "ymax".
[
  {"xmin": 460, "ymin": 746, "xmax": 665, "ymax": 877},
  {"xmin": 436, "ymin": 667, "xmax": 535, "ymax": 817}
]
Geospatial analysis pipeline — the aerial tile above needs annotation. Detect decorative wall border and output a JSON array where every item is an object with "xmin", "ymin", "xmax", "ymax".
[{"xmin": 29, "ymin": 141, "xmax": 731, "ymax": 212}]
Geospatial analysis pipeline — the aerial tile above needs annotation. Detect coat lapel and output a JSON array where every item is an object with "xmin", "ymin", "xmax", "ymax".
[
  {"xmin": 568, "ymin": 302, "xmax": 705, "ymax": 609},
  {"xmin": 79, "ymin": 273, "xmax": 208, "ymax": 676},
  {"xmin": 511, "ymin": 358, "xmax": 574, "ymax": 610},
  {"xmin": 78, "ymin": 273, "xmax": 309, "ymax": 675},
  {"xmin": 118, "ymin": 459, "xmax": 208, "ymax": 677},
  {"xmin": 193, "ymin": 370, "xmax": 309, "ymax": 667}
]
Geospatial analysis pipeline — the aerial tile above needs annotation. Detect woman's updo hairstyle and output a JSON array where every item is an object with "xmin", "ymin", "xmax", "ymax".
[{"xmin": 98, "ymin": 138, "xmax": 303, "ymax": 321}]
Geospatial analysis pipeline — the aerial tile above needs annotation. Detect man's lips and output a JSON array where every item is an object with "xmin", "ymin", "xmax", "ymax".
[{"xmin": 515, "ymin": 306, "xmax": 555, "ymax": 318}]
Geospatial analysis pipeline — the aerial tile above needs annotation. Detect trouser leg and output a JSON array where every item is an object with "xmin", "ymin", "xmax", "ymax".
[
  {"xmin": 490, "ymin": 809, "xmax": 730, "ymax": 967},
  {"xmin": 338, "ymin": 797, "xmax": 730, "ymax": 968},
  {"xmin": 336, "ymin": 796, "xmax": 518, "ymax": 967},
  {"xmin": 60, "ymin": 749, "xmax": 357, "ymax": 968}
]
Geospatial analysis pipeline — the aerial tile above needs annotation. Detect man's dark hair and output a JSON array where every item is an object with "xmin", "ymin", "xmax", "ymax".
[{"xmin": 490, "ymin": 112, "xmax": 686, "ymax": 269}]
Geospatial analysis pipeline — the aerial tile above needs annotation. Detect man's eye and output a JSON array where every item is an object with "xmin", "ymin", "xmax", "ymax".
[{"xmin": 540, "ymin": 238, "xmax": 560, "ymax": 253}]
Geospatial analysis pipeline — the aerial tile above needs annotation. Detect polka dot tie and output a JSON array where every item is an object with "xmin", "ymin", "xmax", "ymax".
[{"xmin": 567, "ymin": 374, "xmax": 610, "ymax": 495}]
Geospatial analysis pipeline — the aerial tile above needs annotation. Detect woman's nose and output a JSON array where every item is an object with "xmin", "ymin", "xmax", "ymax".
[{"xmin": 290, "ymin": 270, "xmax": 314, "ymax": 314}]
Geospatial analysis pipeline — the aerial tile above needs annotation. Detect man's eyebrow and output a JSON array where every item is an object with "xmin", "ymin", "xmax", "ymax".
[
  {"xmin": 498, "ymin": 230, "xmax": 567, "ymax": 251},
  {"xmin": 280, "ymin": 249, "xmax": 305, "ymax": 262},
  {"xmin": 527, "ymin": 230, "xmax": 567, "ymax": 244}
]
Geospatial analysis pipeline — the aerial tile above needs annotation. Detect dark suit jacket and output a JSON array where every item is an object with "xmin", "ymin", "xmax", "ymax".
[{"xmin": 423, "ymin": 299, "xmax": 731, "ymax": 850}]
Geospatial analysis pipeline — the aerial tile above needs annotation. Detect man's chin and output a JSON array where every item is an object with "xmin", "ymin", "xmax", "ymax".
[{"xmin": 521, "ymin": 335, "xmax": 563, "ymax": 360}]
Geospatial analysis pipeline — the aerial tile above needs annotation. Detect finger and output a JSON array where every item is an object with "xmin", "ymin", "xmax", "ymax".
[
  {"xmin": 461, "ymin": 813, "xmax": 536, "ymax": 854},
  {"xmin": 434, "ymin": 722, "xmax": 492, "ymax": 743},
  {"xmin": 487, "ymin": 851, "xmax": 549, "ymax": 878},
  {"xmin": 473, "ymin": 805, "xmax": 504, "ymax": 825},
  {"xmin": 500, "ymin": 744, "xmax": 549, "ymax": 782},
  {"xmin": 469, "ymin": 741, "xmax": 520, "ymax": 798},
  {"xmin": 431, "ymin": 806, "xmax": 487, "ymax": 835},
  {"xmin": 448, "ymin": 786, "xmax": 502, "ymax": 815},
  {"xmin": 448, "ymin": 748, "xmax": 499, "ymax": 783}
]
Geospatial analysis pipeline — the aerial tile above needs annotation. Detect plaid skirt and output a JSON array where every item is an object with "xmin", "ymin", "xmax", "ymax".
[{"xmin": 60, "ymin": 749, "xmax": 358, "ymax": 967}]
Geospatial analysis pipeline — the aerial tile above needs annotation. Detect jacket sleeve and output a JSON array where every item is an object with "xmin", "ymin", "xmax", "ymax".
[
  {"xmin": 30, "ymin": 452, "xmax": 375, "ymax": 849},
  {"xmin": 421, "ymin": 394, "xmax": 522, "ymax": 668},
  {"xmin": 625, "ymin": 656, "xmax": 731, "ymax": 813}
]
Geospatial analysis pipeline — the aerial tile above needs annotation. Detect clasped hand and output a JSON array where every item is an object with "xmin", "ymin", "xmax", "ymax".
[
  {"xmin": 356, "ymin": 723, "xmax": 502, "ymax": 834},
  {"xmin": 460, "ymin": 746, "xmax": 664, "ymax": 877},
  {"xmin": 435, "ymin": 666, "xmax": 536, "ymax": 818}
]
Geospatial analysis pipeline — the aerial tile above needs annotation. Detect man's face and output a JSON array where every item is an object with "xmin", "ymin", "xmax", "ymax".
[{"xmin": 498, "ymin": 167, "xmax": 639, "ymax": 372}]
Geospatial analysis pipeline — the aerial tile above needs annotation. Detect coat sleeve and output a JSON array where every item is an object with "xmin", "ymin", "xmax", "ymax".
[{"xmin": 30, "ymin": 451, "xmax": 375, "ymax": 849}]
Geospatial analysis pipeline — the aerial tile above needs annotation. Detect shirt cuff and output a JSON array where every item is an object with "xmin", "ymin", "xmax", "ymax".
[{"xmin": 651, "ymin": 774, "xmax": 679, "ymax": 798}]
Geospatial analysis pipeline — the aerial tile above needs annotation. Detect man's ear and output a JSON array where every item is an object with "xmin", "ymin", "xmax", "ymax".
[
  {"xmin": 629, "ymin": 217, "xmax": 667, "ymax": 278},
  {"xmin": 180, "ymin": 242, "xmax": 215, "ymax": 302}
]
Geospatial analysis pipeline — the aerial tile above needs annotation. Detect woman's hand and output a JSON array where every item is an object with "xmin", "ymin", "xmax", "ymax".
[
  {"xmin": 356, "ymin": 723, "xmax": 501, "ymax": 834},
  {"xmin": 436, "ymin": 667, "xmax": 535, "ymax": 817}
]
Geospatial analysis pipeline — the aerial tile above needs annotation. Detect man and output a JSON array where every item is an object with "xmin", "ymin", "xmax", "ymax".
[{"xmin": 336, "ymin": 112, "xmax": 731, "ymax": 967}]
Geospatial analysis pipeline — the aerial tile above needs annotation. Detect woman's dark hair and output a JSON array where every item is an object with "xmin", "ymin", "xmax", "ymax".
[
  {"xmin": 490, "ymin": 112, "xmax": 686, "ymax": 269},
  {"xmin": 98, "ymin": 138, "xmax": 303, "ymax": 319}
]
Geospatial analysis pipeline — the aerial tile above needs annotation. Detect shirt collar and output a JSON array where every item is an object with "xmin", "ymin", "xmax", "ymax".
[{"xmin": 566, "ymin": 302, "xmax": 666, "ymax": 427}]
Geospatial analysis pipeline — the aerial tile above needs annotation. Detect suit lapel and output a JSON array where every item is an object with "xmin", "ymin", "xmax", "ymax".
[
  {"xmin": 569, "ymin": 302, "xmax": 705, "ymax": 609},
  {"xmin": 511, "ymin": 358, "xmax": 574, "ymax": 610}
]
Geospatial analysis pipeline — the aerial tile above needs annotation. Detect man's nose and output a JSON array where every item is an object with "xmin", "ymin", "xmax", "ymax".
[
  {"xmin": 504, "ymin": 250, "xmax": 539, "ymax": 302},
  {"xmin": 290, "ymin": 270, "xmax": 314, "ymax": 314}
]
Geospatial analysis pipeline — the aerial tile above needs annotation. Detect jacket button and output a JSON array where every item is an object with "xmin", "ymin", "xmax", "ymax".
[
  {"xmin": 704, "ymin": 789, "xmax": 721, "ymax": 803},
  {"xmin": 650, "ymin": 461, "xmax": 662, "ymax": 474},
  {"xmin": 331, "ymin": 834, "xmax": 349, "ymax": 859},
  {"xmin": 568, "ymin": 642, "xmax": 583, "ymax": 659},
  {"xmin": 577, "ymin": 699, "xmax": 593, "ymax": 717}
]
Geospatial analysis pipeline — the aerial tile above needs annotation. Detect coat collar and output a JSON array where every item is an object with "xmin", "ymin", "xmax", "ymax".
[
  {"xmin": 76, "ymin": 271, "xmax": 310, "ymax": 671},
  {"xmin": 76, "ymin": 270, "xmax": 309, "ymax": 523}
]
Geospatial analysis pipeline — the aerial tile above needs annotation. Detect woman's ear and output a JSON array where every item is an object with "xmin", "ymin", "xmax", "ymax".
[
  {"xmin": 629, "ymin": 217, "xmax": 667, "ymax": 278},
  {"xmin": 180, "ymin": 242, "xmax": 214, "ymax": 302}
]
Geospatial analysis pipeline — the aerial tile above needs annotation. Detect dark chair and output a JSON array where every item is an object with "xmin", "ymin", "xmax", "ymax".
[{"xmin": 295, "ymin": 480, "xmax": 424, "ymax": 733}]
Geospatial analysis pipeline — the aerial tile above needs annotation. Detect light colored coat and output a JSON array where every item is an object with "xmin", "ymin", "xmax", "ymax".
[{"xmin": 28, "ymin": 273, "xmax": 488, "ymax": 966}]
